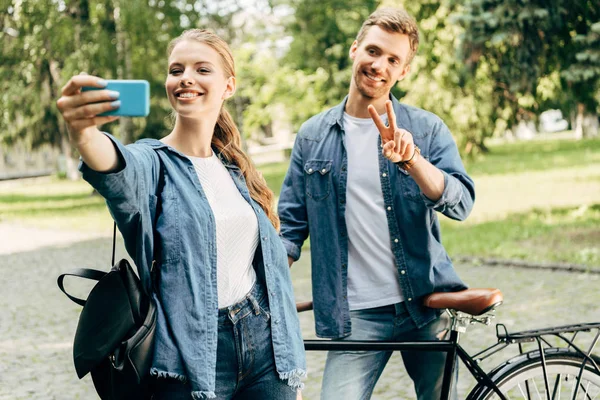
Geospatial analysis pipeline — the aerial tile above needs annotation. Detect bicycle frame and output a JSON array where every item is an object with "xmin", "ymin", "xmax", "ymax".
[
  {"xmin": 303, "ymin": 314, "xmax": 600, "ymax": 400},
  {"xmin": 303, "ymin": 317, "xmax": 509, "ymax": 400}
]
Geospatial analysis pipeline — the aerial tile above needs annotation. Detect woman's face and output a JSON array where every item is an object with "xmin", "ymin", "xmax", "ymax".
[{"xmin": 165, "ymin": 39, "xmax": 235, "ymax": 119}]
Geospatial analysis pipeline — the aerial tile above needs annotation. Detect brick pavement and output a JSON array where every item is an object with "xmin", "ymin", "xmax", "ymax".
[{"xmin": 1, "ymin": 234, "xmax": 599, "ymax": 400}]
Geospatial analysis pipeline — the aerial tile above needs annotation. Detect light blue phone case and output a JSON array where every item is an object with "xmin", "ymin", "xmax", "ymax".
[{"xmin": 82, "ymin": 80, "xmax": 150, "ymax": 117}]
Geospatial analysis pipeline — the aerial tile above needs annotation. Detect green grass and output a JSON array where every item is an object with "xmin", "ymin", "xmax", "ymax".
[
  {"xmin": 464, "ymin": 137, "xmax": 600, "ymax": 176},
  {"xmin": 0, "ymin": 178, "xmax": 112, "ymax": 231},
  {"xmin": 1, "ymin": 137, "xmax": 599, "ymax": 265},
  {"xmin": 260, "ymin": 161, "xmax": 289, "ymax": 197},
  {"xmin": 441, "ymin": 204, "xmax": 600, "ymax": 267}
]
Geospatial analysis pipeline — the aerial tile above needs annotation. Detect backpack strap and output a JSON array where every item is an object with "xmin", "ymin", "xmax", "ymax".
[{"xmin": 58, "ymin": 157, "xmax": 166, "ymax": 306}]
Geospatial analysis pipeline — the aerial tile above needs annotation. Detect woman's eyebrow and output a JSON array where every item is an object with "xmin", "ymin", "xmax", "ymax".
[{"xmin": 168, "ymin": 60, "xmax": 215, "ymax": 69}]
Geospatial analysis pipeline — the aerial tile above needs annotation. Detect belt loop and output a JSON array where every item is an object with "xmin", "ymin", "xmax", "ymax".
[
  {"xmin": 394, "ymin": 302, "xmax": 403, "ymax": 317},
  {"xmin": 249, "ymin": 294, "xmax": 261, "ymax": 315}
]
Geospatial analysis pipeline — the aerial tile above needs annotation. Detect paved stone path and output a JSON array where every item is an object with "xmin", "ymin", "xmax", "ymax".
[
  {"xmin": 0, "ymin": 223, "xmax": 107, "ymax": 255},
  {"xmin": 1, "ymin": 226, "xmax": 599, "ymax": 399}
]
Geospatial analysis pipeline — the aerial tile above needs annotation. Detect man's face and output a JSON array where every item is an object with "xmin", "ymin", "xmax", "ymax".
[{"xmin": 350, "ymin": 25, "xmax": 412, "ymax": 100}]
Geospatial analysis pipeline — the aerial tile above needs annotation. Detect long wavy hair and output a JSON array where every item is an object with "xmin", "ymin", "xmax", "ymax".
[{"xmin": 167, "ymin": 29, "xmax": 280, "ymax": 230}]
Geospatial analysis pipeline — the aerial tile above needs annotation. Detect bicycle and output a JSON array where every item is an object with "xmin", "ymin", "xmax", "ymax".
[{"xmin": 295, "ymin": 288, "xmax": 600, "ymax": 399}]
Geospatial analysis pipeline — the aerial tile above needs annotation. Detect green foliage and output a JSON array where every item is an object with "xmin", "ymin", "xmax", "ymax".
[
  {"xmin": 394, "ymin": 0, "xmax": 499, "ymax": 154},
  {"xmin": 455, "ymin": 0, "xmax": 600, "ymax": 129},
  {"xmin": 1, "ymin": 0, "xmax": 599, "ymax": 158},
  {"xmin": 282, "ymin": 0, "xmax": 379, "ymax": 105}
]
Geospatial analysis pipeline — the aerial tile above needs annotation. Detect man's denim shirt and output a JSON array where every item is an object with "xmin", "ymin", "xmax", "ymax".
[
  {"xmin": 80, "ymin": 134, "xmax": 306, "ymax": 399},
  {"xmin": 278, "ymin": 95, "xmax": 475, "ymax": 339}
]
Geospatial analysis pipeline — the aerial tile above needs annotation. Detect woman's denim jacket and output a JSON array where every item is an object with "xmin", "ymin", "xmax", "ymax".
[
  {"xmin": 80, "ymin": 134, "xmax": 306, "ymax": 399},
  {"xmin": 278, "ymin": 95, "xmax": 475, "ymax": 339}
]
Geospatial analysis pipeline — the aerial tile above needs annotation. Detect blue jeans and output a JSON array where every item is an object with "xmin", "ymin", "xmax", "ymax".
[
  {"xmin": 152, "ymin": 283, "xmax": 297, "ymax": 400},
  {"xmin": 321, "ymin": 302, "xmax": 456, "ymax": 400}
]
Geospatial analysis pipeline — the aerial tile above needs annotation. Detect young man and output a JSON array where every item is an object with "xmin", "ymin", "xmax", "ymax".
[{"xmin": 278, "ymin": 7, "xmax": 475, "ymax": 400}]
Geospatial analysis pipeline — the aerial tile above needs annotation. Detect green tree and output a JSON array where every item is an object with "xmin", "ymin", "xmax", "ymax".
[
  {"xmin": 282, "ymin": 0, "xmax": 379, "ymax": 106},
  {"xmin": 455, "ymin": 0, "xmax": 600, "ymax": 139}
]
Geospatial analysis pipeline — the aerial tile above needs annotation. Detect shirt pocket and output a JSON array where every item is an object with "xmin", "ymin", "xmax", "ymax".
[
  {"xmin": 397, "ymin": 154, "xmax": 429, "ymax": 202},
  {"xmin": 304, "ymin": 160, "xmax": 333, "ymax": 201}
]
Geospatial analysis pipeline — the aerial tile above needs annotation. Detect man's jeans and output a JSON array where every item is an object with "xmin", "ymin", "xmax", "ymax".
[
  {"xmin": 152, "ymin": 283, "xmax": 297, "ymax": 400},
  {"xmin": 321, "ymin": 302, "xmax": 457, "ymax": 400}
]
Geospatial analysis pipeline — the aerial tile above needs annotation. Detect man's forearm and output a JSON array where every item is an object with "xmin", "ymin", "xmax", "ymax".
[{"xmin": 407, "ymin": 156, "xmax": 445, "ymax": 202}]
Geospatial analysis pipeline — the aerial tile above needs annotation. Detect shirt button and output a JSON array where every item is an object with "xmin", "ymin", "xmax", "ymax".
[
  {"xmin": 321, "ymin": 168, "xmax": 327, "ymax": 174},
  {"xmin": 308, "ymin": 168, "xmax": 313, "ymax": 173},
  {"xmin": 342, "ymin": 166, "xmax": 347, "ymax": 171},
  {"xmin": 382, "ymin": 173, "xmax": 387, "ymax": 177},
  {"xmin": 400, "ymin": 270, "xmax": 406, "ymax": 275},
  {"xmin": 394, "ymin": 238, "xmax": 399, "ymax": 243},
  {"xmin": 387, "ymin": 206, "xmax": 391, "ymax": 211},
  {"xmin": 408, "ymin": 298, "xmax": 412, "ymax": 302},
  {"xmin": 342, "ymin": 263, "xmax": 347, "ymax": 269}
]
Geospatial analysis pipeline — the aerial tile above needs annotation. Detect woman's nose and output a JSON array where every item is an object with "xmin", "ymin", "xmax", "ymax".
[{"xmin": 179, "ymin": 71, "xmax": 194, "ymax": 87}]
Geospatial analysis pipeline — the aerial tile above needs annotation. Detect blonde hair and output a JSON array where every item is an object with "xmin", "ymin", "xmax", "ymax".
[
  {"xmin": 356, "ymin": 7, "xmax": 420, "ymax": 64},
  {"xmin": 167, "ymin": 29, "xmax": 280, "ymax": 230}
]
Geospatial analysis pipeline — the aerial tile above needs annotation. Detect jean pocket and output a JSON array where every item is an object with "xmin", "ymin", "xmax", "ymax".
[
  {"xmin": 304, "ymin": 160, "xmax": 332, "ymax": 201},
  {"xmin": 256, "ymin": 293, "xmax": 271, "ymax": 323}
]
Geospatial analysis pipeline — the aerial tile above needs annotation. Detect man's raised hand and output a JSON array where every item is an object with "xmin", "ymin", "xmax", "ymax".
[{"xmin": 367, "ymin": 100, "xmax": 415, "ymax": 164}]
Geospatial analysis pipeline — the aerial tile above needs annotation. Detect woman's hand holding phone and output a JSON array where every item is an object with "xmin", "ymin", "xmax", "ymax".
[
  {"xmin": 56, "ymin": 74, "xmax": 122, "ymax": 172},
  {"xmin": 56, "ymin": 74, "xmax": 121, "ymax": 146}
]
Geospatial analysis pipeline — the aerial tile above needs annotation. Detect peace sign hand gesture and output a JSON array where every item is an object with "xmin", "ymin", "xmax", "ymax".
[{"xmin": 367, "ymin": 100, "xmax": 415, "ymax": 164}]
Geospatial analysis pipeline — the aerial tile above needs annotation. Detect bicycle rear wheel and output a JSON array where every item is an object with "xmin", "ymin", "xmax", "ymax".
[{"xmin": 471, "ymin": 350, "xmax": 600, "ymax": 400}]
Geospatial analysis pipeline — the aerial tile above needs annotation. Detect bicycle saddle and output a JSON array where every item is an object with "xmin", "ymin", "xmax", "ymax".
[{"xmin": 423, "ymin": 288, "xmax": 503, "ymax": 316}]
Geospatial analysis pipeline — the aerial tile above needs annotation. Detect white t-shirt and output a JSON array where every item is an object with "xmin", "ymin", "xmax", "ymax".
[
  {"xmin": 343, "ymin": 112, "xmax": 404, "ymax": 310},
  {"xmin": 188, "ymin": 152, "xmax": 258, "ymax": 308}
]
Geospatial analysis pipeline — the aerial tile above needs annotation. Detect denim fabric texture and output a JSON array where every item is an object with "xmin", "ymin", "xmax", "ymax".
[
  {"xmin": 151, "ymin": 283, "xmax": 297, "ymax": 400},
  {"xmin": 320, "ymin": 304, "xmax": 457, "ymax": 400},
  {"xmin": 278, "ymin": 95, "xmax": 475, "ymax": 338},
  {"xmin": 80, "ymin": 134, "xmax": 306, "ymax": 399}
]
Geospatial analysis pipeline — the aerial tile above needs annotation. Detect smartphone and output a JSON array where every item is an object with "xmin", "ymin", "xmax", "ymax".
[{"xmin": 82, "ymin": 79, "xmax": 150, "ymax": 117}]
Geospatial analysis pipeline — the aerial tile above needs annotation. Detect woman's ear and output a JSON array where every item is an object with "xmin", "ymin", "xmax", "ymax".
[{"xmin": 222, "ymin": 76, "xmax": 236, "ymax": 100}]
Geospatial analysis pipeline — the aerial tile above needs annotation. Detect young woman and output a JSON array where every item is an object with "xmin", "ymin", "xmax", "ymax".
[{"xmin": 56, "ymin": 29, "xmax": 306, "ymax": 400}]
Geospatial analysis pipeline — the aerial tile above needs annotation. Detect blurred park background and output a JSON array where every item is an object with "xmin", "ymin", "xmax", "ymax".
[{"xmin": 1, "ymin": 0, "xmax": 600, "ymax": 399}]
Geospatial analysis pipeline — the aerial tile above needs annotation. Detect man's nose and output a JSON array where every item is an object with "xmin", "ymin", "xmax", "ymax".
[{"xmin": 371, "ymin": 57, "xmax": 385, "ymax": 72}]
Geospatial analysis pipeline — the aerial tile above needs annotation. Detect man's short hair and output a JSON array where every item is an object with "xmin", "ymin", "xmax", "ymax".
[{"xmin": 356, "ymin": 7, "xmax": 420, "ymax": 64}]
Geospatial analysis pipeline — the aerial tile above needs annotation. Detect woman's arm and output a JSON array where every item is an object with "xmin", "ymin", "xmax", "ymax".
[{"xmin": 56, "ymin": 74, "xmax": 121, "ymax": 172}]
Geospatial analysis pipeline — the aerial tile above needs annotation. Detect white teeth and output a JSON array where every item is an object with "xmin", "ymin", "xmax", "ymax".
[
  {"xmin": 178, "ymin": 92, "xmax": 199, "ymax": 98},
  {"xmin": 365, "ymin": 73, "xmax": 383, "ymax": 82}
]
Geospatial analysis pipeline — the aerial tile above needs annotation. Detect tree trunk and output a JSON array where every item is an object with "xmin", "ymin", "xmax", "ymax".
[
  {"xmin": 60, "ymin": 134, "xmax": 80, "ymax": 180},
  {"xmin": 583, "ymin": 114, "xmax": 599, "ymax": 137},
  {"xmin": 113, "ymin": 0, "xmax": 134, "ymax": 144},
  {"xmin": 574, "ymin": 103, "xmax": 585, "ymax": 140},
  {"xmin": 48, "ymin": 59, "xmax": 80, "ymax": 180}
]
